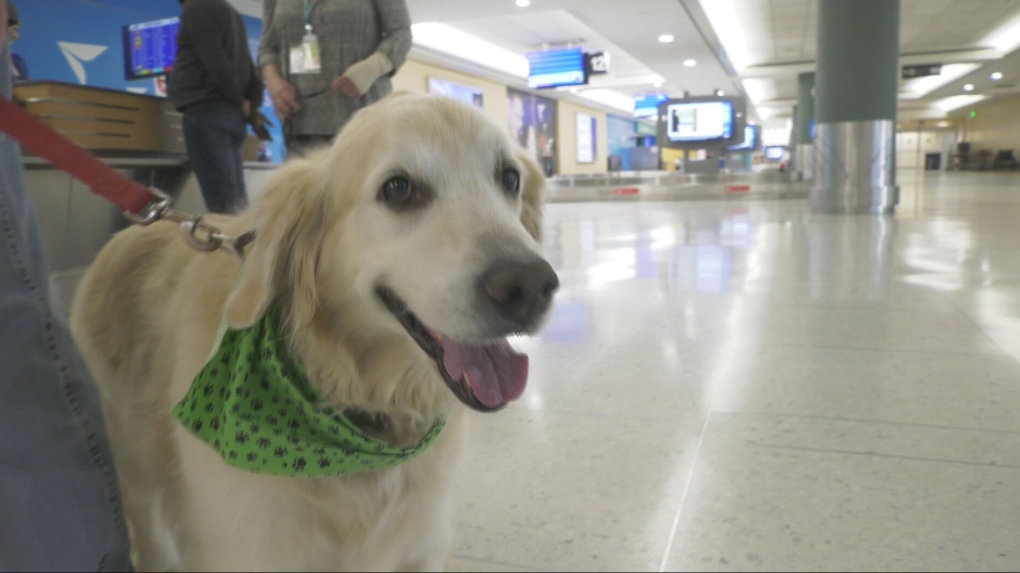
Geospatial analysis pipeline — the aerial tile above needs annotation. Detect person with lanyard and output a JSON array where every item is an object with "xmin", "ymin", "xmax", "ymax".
[
  {"xmin": 258, "ymin": 0, "xmax": 412, "ymax": 157},
  {"xmin": 0, "ymin": 0, "xmax": 131, "ymax": 569}
]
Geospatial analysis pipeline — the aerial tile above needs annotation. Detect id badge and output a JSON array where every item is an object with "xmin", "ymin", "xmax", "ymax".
[
  {"xmin": 289, "ymin": 30, "xmax": 322, "ymax": 74},
  {"xmin": 300, "ymin": 33, "xmax": 322, "ymax": 74}
]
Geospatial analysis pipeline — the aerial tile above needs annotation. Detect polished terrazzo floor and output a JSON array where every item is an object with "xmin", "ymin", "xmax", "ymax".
[{"xmin": 446, "ymin": 171, "xmax": 1020, "ymax": 572}]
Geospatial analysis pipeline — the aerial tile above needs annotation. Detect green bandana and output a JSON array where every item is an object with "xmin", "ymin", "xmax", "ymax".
[{"xmin": 171, "ymin": 305, "xmax": 445, "ymax": 478}]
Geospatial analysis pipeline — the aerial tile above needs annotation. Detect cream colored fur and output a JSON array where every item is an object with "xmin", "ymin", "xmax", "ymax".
[{"xmin": 70, "ymin": 93, "xmax": 548, "ymax": 571}]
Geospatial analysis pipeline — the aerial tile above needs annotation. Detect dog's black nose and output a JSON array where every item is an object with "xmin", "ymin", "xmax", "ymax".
[{"xmin": 481, "ymin": 258, "xmax": 559, "ymax": 328}]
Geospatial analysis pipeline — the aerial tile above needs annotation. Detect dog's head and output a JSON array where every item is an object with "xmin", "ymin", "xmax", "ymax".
[{"xmin": 224, "ymin": 92, "xmax": 558, "ymax": 414}]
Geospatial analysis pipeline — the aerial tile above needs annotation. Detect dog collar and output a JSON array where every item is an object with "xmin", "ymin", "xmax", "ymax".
[{"xmin": 171, "ymin": 304, "xmax": 445, "ymax": 478}]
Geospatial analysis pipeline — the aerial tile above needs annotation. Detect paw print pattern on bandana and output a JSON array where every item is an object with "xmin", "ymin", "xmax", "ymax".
[{"xmin": 171, "ymin": 304, "xmax": 445, "ymax": 478}]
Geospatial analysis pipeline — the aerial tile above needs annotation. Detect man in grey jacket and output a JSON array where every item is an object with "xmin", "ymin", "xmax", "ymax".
[{"xmin": 168, "ymin": 0, "xmax": 265, "ymax": 214}]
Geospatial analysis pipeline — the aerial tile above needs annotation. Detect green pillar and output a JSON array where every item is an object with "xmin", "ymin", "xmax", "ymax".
[
  {"xmin": 794, "ymin": 73, "xmax": 815, "ymax": 144},
  {"xmin": 811, "ymin": 0, "xmax": 900, "ymax": 214},
  {"xmin": 793, "ymin": 72, "xmax": 815, "ymax": 180},
  {"xmin": 789, "ymin": 104, "xmax": 798, "ymax": 151}
]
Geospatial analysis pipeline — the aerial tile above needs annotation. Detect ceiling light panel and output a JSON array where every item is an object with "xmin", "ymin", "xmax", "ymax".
[
  {"xmin": 412, "ymin": 22, "xmax": 529, "ymax": 78},
  {"xmin": 699, "ymin": 0, "xmax": 750, "ymax": 70}
]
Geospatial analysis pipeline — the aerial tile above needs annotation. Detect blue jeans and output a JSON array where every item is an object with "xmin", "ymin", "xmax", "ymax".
[
  {"xmin": 182, "ymin": 105, "xmax": 248, "ymax": 214},
  {"xmin": 0, "ymin": 43, "xmax": 131, "ymax": 571}
]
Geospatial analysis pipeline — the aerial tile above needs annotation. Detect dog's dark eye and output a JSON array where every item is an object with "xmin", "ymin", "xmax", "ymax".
[
  {"xmin": 501, "ymin": 168, "xmax": 520, "ymax": 197},
  {"xmin": 382, "ymin": 177, "xmax": 413, "ymax": 203},
  {"xmin": 379, "ymin": 175, "xmax": 433, "ymax": 211}
]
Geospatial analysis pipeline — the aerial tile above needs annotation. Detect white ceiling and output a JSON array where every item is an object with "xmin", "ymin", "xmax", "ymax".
[
  {"xmin": 405, "ymin": 0, "xmax": 740, "ymax": 104},
  {"xmin": 733, "ymin": 0, "xmax": 1020, "ymax": 121},
  {"xmin": 229, "ymin": 0, "xmax": 1020, "ymax": 126}
]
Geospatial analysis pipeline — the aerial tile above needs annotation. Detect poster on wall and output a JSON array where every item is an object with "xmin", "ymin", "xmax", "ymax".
[
  {"xmin": 576, "ymin": 112, "xmax": 596, "ymax": 164},
  {"xmin": 507, "ymin": 87, "xmax": 557, "ymax": 177},
  {"xmin": 428, "ymin": 77, "xmax": 484, "ymax": 109}
]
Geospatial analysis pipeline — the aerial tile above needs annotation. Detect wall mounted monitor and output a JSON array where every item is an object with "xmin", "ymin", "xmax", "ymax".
[
  {"xmin": 656, "ymin": 96, "xmax": 746, "ymax": 149},
  {"xmin": 728, "ymin": 124, "xmax": 760, "ymax": 152},
  {"xmin": 123, "ymin": 17, "xmax": 180, "ymax": 81},
  {"xmin": 764, "ymin": 146, "xmax": 786, "ymax": 160},
  {"xmin": 527, "ymin": 47, "xmax": 587, "ymax": 89},
  {"xmin": 633, "ymin": 94, "xmax": 669, "ymax": 119}
]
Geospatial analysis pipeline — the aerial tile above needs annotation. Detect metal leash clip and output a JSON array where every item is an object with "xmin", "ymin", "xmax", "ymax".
[{"xmin": 122, "ymin": 187, "xmax": 256, "ymax": 259}]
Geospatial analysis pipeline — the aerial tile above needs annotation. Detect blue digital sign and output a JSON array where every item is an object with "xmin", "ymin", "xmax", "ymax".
[
  {"xmin": 633, "ymin": 94, "xmax": 669, "ymax": 119},
  {"xmin": 527, "ymin": 48, "xmax": 587, "ymax": 89},
  {"xmin": 123, "ymin": 17, "xmax": 180, "ymax": 81},
  {"xmin": 728, "ymin": 125, "xmax": 759, "ymax": 151}
]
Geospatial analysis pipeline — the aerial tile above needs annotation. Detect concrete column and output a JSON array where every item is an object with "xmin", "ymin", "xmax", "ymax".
[
  {"xmin": 794, "ymin": 72, "xmax": 815, "ymax": 181},
  {"xmin": 811, "ymin": 0, "xmax": 900, "ymax": 214}
]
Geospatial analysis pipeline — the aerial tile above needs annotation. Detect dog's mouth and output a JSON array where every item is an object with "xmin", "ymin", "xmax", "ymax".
[{"xmin": 375, "ymin": 286, "xmax": 527, "ymax": 412}]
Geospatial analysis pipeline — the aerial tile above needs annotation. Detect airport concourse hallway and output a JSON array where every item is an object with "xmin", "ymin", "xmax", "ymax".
[{"xmin": 445, "ymin": 171, "xmax": 1020, "ymax": 572}]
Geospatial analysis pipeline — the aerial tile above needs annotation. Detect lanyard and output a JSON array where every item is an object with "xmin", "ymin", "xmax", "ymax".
[{"xmin": 303, "ymin": 0, "xmax": 320, "ymax": 29}]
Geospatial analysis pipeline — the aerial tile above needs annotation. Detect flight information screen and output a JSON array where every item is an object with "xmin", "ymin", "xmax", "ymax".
[
  {"xmin": 123, "ymin": 17, "xmax": 180, "ymax": 80},
  {"xmin": 527, "ymin": 48, "xmax": 587, "ymax": 89}
]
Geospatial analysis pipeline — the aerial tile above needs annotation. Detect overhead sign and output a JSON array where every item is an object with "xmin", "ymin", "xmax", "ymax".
[
  {"xmin": 585, "ymin": 51, "xmax": 610, "ymax": 76},
  {"xmin": 902, "ymin": 64, "xmax": 942, "ymax": 79}
]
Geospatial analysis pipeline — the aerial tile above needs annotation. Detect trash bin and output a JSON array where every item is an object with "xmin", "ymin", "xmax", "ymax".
[{"xmin": 924, "ymin": 152, "xmax": 941, "ymax": 171}]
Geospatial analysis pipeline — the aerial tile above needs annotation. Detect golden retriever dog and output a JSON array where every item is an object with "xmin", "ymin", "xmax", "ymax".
[{"xmin": 70, "ymin": 92, "xmax": 558, "ymax": 571}]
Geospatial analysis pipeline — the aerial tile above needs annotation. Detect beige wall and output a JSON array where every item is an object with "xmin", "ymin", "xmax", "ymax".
[
  {"xmin": 950, "ymin": 94, "xmax": 1020, "ymax": 152},
  {"xmin": 556, "ymin": 100, "xmax": 609, "ymax": 175},
  {"xmin": 391, "ymin": 59, "xmax": 511, "ymax": 138},
  {"xmin": 393, "ymin": 58, "xmax": 622, "ymax": 176}
]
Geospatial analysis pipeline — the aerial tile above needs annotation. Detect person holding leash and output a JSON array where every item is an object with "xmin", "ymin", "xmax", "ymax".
[{"xmin": 0, "ymin": 0, "xmax": 131, "ymax": 569}]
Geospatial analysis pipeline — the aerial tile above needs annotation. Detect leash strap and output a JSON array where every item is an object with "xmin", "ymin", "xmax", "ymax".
[
  {"xmin": 0, "ymin": 95, "xmax": 156, "ymax": 215},
  {"xmin": 0, "ymin": 94, "xmax": 256, "ymax": 258}
]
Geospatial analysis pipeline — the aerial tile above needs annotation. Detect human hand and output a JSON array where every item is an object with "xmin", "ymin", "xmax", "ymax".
[
  {"xmin": 332, "ymin": 75, "xmax": 362, "ymax": 99},
  {"xmin": 267, "ymin": 78, "xmax": 301, "ymax": 117},
  {"xmin": 248, "ymin": 111, "xmax": 274, "ymax": 141},
  {"xmin": 333, "ymin": 53, "xmax": 393, "ymax": 99}
]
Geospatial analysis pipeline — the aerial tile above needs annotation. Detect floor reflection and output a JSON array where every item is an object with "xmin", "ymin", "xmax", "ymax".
[{"xmin": 454, "ymin": 172, "xmax": 1020, "ymax": 572}]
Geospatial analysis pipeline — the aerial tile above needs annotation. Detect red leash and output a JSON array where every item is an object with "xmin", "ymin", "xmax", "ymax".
[
  {"xmin": 0, "ymin": 95, "xmax": 254, "ymax": 256},
  {"xmin": 0, "ymin": 95, "xmax": 157, "ymax": 215}
]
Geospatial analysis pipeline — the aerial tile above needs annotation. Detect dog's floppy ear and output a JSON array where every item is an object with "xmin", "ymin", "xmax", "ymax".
[
  {"xmin": 517, "ymin": 150, "xmax": 545, "ymax": 242},
  {"xmin": 225, "ymin": 152, "xmax": 329, "ymax": 328}
]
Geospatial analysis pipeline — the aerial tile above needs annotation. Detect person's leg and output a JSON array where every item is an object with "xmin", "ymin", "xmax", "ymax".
[
  {"xmin": 229, "ymin": 113, "xmax": 249, "ymax": 212},
  {"xmin": 0, "ymin": 44, "xmax": 131, "ymax": 572},
  {"xmin": 183, "ymin": 106, "xmax": 247, "ymax": 214}
]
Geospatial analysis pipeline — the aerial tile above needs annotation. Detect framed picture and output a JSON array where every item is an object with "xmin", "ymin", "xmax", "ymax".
[
  {"xmin": 576, "ymin": 112, "xmax": 596, "ymax": 164},
  {"xmin": 508, "ymin": 87, "xmax": 558, "ymax": 176},
  {"xmin": 428, "ymin": 77, "xmax": 484, "ymax": 109}
]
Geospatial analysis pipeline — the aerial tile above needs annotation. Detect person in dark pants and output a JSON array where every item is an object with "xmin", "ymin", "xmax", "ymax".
[
  {"xmin": 0, "ymin": 1, "xmax": 132, "ymax": 569},
  {"xmin": 168, "ymin": 0, "xmax": 267, "ymax": 214}
]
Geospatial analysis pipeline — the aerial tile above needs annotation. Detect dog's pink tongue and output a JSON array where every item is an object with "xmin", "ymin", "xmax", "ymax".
[{"xmin": 440, "ymin": 339, "xmax": 528, "ymax": 407}]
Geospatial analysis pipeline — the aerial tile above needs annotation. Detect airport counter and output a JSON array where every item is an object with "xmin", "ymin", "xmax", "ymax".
[
  {"xmin": 545, "ymin": 170, "xmax": 809, "ymax": 203},
  {"xmin": 14, "ymin": 81, "xmax": 274, "ymax": 274}
]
